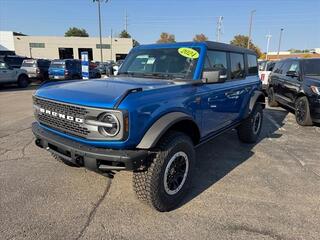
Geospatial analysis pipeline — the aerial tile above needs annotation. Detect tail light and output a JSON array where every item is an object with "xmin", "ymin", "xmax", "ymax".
[
  {"xmin": 260, "ymin": 74, "xmax": 265, "ymax": 81},
  {"xmin": 36, "ymin": 68, "xmax": 40, "ymax": 74},
  {"xmin": 64, "ymin": 69, "xmax": 69, "ymax": 76}
]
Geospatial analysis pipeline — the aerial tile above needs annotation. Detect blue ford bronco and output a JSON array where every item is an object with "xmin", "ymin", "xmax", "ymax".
[{"xmin": 32, "ymin": 41, "xmax": 265, "ymax": 211}]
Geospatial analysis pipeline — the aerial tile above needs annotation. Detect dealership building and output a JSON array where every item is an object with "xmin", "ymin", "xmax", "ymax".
[{"xmin": 0, "ymin": 31, "xmax": 133, "ymax": 61}]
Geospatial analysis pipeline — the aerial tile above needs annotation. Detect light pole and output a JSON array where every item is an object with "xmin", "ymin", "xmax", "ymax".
[
  {"xmin": 247, "ymin": 10, "xmax": 256, "ymax": 49},
  {"xmin": 93, "ymin": 0, "xmax": 109, "ymax": 63},
  {"xmin": 265, "ymin": 34, "xmax": 272, "ymax": 60},
  {"xmin": 277, "ymin": 28, "xmax": 284, "ymax": 59}
]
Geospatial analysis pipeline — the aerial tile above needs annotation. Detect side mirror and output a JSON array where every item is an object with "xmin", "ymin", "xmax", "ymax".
[
  {"xmin": 202, "ymin": 70, "xmax": 227, "ymax": 84},
  {"xmin": 286, "ymin": 71, "xmax": 299, "ymax": 78}
]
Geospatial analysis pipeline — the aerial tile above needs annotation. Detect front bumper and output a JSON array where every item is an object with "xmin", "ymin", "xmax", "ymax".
[{"xmin": 32, "ymin": 122, "xmax": 149, "ymax": 172}]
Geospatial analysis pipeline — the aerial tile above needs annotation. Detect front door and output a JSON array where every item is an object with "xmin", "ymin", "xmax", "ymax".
[
  {"xmin": 282, "ymin": 60, "xmax": 301, "ymax": 107},
  {"xmin": 200, "ymin": 51, "xmax": 248, "ymax": 136},
  {"xmin": 0, "ymin": 62, "xmax": 15, "ymax": 82}
]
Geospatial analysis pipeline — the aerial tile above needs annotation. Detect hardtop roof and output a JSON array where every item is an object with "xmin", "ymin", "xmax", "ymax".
[{"xmin": 138, "ymin": 41, "xmax": 257, "ymax": 55}]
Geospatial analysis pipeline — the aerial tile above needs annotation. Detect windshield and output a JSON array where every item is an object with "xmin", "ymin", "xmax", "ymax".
[
  {"xmin": 50, "ymin": 61, "xmax": 65, "ymax": 69},
  {"xmin": 118, "ymin": 47, "xmax": 200, "ymax": 80},
  {"xmin": 303, "ymin": 59, "xmax": 320, "ymax": 77},
  {"xmin": 22, "ymin": 60, "xmax": 36, "ymax": 67},
  {"xmin": 258, "ymin": 61, "xmax": 267, "ymax": 71}
]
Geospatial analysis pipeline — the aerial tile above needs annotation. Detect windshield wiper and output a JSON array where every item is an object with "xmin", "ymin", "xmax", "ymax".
[{"xmin": 118, "ymin": 71, "xmax": 139, "ymax": 77}]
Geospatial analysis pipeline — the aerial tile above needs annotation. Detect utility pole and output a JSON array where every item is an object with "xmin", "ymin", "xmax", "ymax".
[
  {"xmin": 277, "ymin": 28, "xmax": 284, "ymax": 59},
  {"xmin": 216, "ymin": 16, "xmax": 223, "ymax": 42},
  {"xmin": 265, "ymin": 33, "xmax": 272, "ymax": 60},
  {"xmin": 247, "ymin": 10, "xmax": 256, "ymax": 49},
  {"xmin": 93, "ymin": 0, "xmax": 110, "ymax": 63}
]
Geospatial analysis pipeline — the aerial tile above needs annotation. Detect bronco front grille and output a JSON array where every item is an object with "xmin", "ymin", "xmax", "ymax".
[{"xmin": 33, "ymin": 97, "xmax": 90, "ymax": 138}]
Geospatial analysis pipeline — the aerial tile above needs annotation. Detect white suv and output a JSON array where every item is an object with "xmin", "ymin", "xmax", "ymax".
[{"xmin": 0, "ymin": 61, "xmax": 30, "ymax": 88}]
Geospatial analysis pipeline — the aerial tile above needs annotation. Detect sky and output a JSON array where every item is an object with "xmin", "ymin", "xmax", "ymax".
[{"xmin": 0, "ymin": 0, "xmax": 319, "ymax": 52}]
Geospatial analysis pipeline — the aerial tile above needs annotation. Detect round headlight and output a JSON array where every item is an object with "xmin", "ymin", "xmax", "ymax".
[{"xmin": 98, "ymin": 113, "xmax": 120, "ymax": 137}]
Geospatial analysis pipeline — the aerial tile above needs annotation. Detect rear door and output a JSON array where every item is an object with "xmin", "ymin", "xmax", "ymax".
[{"xmin": 270, "ymin": 61, "xmax": 284, "ymax": 97}]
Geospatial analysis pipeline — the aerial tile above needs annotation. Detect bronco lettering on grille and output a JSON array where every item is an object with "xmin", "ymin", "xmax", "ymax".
[{"xmin": 39, "ymin": 107, "xmax": 84, "ymax": 123}]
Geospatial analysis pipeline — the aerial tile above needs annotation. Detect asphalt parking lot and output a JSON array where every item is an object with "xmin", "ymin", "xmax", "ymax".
[{"xmin": 0, "ymin": 86, "xmax": 320, "ymax": 240}]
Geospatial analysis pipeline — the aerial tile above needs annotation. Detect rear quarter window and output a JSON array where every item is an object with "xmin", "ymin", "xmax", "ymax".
[
  {"xmin": 230, "ymin": 53, "xmax": 245, "ymax": 79},
  {"xmin": 247, "ymin": 54, "xmax": 258, "ymax": 75}
]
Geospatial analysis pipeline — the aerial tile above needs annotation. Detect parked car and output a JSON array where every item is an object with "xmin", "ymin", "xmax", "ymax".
[
  {"xmin": 0, "ymin": 61, "xmax": 30, "ymax": 88},
  {"xmin": 89, "ymin": 67, "xmax": 101, "ymax": 79},
  {"xmin": 32, "ymin": 41, "xmax": 264, "ymax": 211},
  {"xmin": 48, "ymin": 59, "xmax": 82, "ymax": 80},
  {"xmin": 268, "ymin": 58, "xmax": 320, "ymax": 126},
  {"xmin": 258, "ymin": 60, "xmax": 275, "ymax": 91},
  {"xmin": 113, "ymin": 59, "xmax": 125, "ymax": 76},
  {"xmin": 94, "ymin": 62, "xmax": 111, "ymax": 75},
  {"xmin": 21, "ymin": 59, "xmax": 51, "ymax": 81},
  {"xmin": 2, "ymin": 55, "xmax": 29, "ymax": 69}
]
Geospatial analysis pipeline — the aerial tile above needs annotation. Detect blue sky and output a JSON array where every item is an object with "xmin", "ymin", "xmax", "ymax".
[{"xmin": 0, "ymin": 0, "xmax": 319, "ymax": 52}]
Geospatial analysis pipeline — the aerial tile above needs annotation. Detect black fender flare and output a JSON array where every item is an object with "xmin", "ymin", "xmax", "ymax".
[
  {"xmin": 136, "ymin": 112, "xmax": 197, "ymax": 149},
  {"xmin": 246, "ymin": 90, "xmax": 266, "ymax": 117}
]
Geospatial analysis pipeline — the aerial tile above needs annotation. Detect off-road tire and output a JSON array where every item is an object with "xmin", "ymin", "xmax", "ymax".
[
  {"xmin": 268, "ymin": 87, "xmax": 279, "ymax": 107},
  {"xmin": 17, "ymin": 75, "xmax": 29, "ymax": 88},
  {"xmin": 133, "ymin": 131, "xmax": 195, "ymax": 212},
  {"xmin": 51, "ymin": 153, "xmax": 79, "ymax": 167},
  {"xmin": 295, "ymin": 96, "xmax": 313, "ymax": 126},
  {"xmin": 237, "ymin": 103, "xmax": 263, "ymax": 143}
]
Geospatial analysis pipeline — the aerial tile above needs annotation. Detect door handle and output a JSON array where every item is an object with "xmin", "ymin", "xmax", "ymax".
[{"xmin": 225, "ymin": 90, "xmax": 244, "ymax": 98}]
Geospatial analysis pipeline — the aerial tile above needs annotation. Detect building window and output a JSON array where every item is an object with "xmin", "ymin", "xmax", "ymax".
[
  {"xmin": 29, "ymin": 42, "xmax": 45, "ymax": 48},
  {"xmin": 96, "ymin": 44, "xmax": 111, "ymax": 49}
]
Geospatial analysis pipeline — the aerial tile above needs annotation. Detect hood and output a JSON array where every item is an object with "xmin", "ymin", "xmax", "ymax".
[{"xmin": 35, "ymin": 77, "xmax": 184, "ymax": 109}]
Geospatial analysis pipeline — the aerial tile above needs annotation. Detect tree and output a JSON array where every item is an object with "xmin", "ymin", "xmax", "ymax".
[
  {"xmin": 230, "ymin": 34, "xmax": 262, "ymax": 58},
  {"xmin": 133, "ymin": 39, "xmax": 140, "ymax": 47},
  {"xmin": 118, "ymin": 30, "xmax": 139, "ymax": 47},
  {"xmin": 193, "ymin": 33, "xmax": 208, "ymax": 42},
  {"xmin": 157, "ymin": 32, "xmax": 176, "ymax": 43},
  {"xmin": 64, "ymin": 27, "xmax": 89, "ymax": 37},
  {"xmin": 119, "ymin": 30, "xmax": 131, "ymax": 38}
]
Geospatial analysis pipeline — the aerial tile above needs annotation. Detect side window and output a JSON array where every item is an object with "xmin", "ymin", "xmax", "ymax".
[
  {"xmin": 206, "ymin": 51, "xmax": 228, "ymax": 75},
  {"xmin": 0, "ymin": 62, "xmax": 8, "ymax": 69},
  {"xmin": 230, "ymin": 53, "xmax": 245, "ymax": 79},
  {"xmin": 288, "ymin": 61, "xmax": 299, "ymax": 73},
  {"xmin": 247, "ymin": 54, "xmax": 258, "ymax": 75},
  {"xmin": 273, "ymin": 61, "xmax": 283, "ymax": 74},
  {"xmin": 267, "ymin": 62, "xmax": 275, "ymax": 71},
  {"xmin": 280, "ymin": 61, "xmax": 292, "ymax": 75}
]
